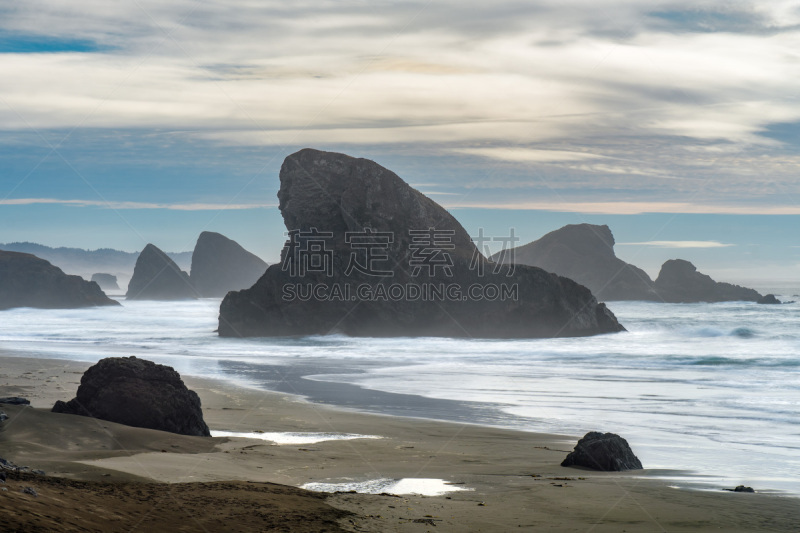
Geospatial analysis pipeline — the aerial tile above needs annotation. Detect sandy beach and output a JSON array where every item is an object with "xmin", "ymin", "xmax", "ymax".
[{"xmin": 1, "ymin": 354, "xmax": 798, "ymax": 532}]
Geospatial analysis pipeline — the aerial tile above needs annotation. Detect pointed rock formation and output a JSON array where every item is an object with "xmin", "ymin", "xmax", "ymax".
[
  {"xmin": 90, "ymin": 273, "xmax": 120, "ymax": 291},
  {"xmin": 189, "ymin": 232, "xmax": 267, "ymax": 297},
  {"xmin": 654, "ymin": 259, "xmax": 762, "ymax": 303},
  {"xmin": 493, "ymin": 224, "xmax": 658, "ymax": 301},
  {"xmin": 218, "ymin": 148, "xmax": 624, "ymax": 338},
  {"xmin": 0, "ymin": 251, "xmax": 119, "ymax": 310},
  {"xmin": 126, "ymin": 244, "xmax": 195, "ymax": 300}
]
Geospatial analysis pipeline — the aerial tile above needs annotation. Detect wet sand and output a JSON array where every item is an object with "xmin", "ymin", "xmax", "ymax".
[{"xmin": 1, "ymin": 355, "xmax": 798, "ymax": 532}]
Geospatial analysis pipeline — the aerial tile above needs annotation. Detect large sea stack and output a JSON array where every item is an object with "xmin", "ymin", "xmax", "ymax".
[
  {"xmin": 493, "ymin": 224, "xmax": 658, "ymax": 301},
  {"xmin": 0, "ymin": 251, "xmax": 119, "ymax": 310},
  {"xmin": 189, "ymin": 232, "xmax": 268, "ymax": 297},
  {"xmin": 219, "ymin": 148, "xmax": 624, "ymax": 338},
  {"xmin": 654, "ymin": 259, "xmax": 762, "ymax": 303},
  {"xmin": 52, "ymin": 356, "xmax": 210, "ymax": 436},
  {"xmin": 126, "ymin": 244, "xmax": 196, "ymax": 300}
]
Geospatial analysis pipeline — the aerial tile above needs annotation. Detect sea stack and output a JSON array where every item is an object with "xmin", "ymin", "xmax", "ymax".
[
  {"xmin": 757, "ymin": 294, "xmax": 781, "ymax": 305},
  {"xmin": 0, "ymin": 251, "xmax": 119, "ymax": 310},
  {"xmin": 654, "ymin": 259, "xmax": 762, "ymax": 303},
  {"xmin": 218, "ymin": 148, "xmax": 624, "ymax": 338},
  {"xmin": 493, "ymin": 224, "xmax": 658, "ymax": 301},
  {"xmin": 126, "ymin": 244, "xmax": 196, "ymax": 300},
  {"xmin": 189, "ymin": 232, "xmax": 267, "ymax": 297},
  {"xmin": 90, "ymin": 273, "xmax": 120, "ymax": 291}
]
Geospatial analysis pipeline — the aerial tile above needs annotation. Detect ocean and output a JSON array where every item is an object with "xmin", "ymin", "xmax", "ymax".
[{"xmin": 1, "ymin": 293, "xmax": 798, "ymax": 495}]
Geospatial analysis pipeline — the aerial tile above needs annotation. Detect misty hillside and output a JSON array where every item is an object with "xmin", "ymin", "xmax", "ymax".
[{"xmin": 0, "ymin": 242, "xmax": 193, "ymax": 288}]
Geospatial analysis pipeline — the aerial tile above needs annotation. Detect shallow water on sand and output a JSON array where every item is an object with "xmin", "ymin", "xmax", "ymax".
[
  {"xmin": 1, "ymin": 294, "xmax": 798, "ymax": 494},
  {"xmin": 301, "ymin": 478, "xmax": 473, "ymax": 496},
  {"xmin": 210, "ymin": 431, "xmax": 380, "ymax": 445}
]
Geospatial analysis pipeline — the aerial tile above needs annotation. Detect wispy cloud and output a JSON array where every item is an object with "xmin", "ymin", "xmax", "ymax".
[
  {"xmin": 1, "ymin": 1, "xmax": 800, "ymax": 213},
  {"xmin": 2, "ymin": 1, "xmax": 799, "ymax": 148},
  {"xmin": 452, "ymin": 147, "xmax": 611, "ymax": 163},
  {"xmin": 618, "ymin": 240, "xmax": 735, "ymax": 248},
  {"xmin": 444, "ymin": 200, "xmax": 800, "ymax": 216},
  {"xmin": 0, "ymin": 198, "xmax": 274, "ymax": 210}
]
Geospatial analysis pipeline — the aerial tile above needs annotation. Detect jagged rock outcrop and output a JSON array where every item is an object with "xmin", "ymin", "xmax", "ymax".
[
  {"xmin": 654, "ymin": 259, "xmax": 762, "ymax": 303},
  {"xmin": 189, "ymin": 232, "xmax": 268, "ymax": 297},
  {"xmin": 219, "ymin": 148, "xmax": 624, "ymax": 338},
  {"xmin": 493, "ymin": 224, "xmax": 658, "ymax": 301},
  {"xmin": 91, "ymin": 273, "xmax": 120, "ymax": 291},
  {"xmin": 0, "ymin": 397, "xmax": 30, "ymax": 405},
  {"xmin": 727, "ymin": 485, "xmax": 756, "ymax": 493},
  {"xmin": 561, "ymin": 431, "xmax": 643, "ymax": 471},
  {"xmin": 757, "ymin": 294, "xmax": 781, "ymax": 305},
  {"xmin": 126, "ymin": 244, "xmax": 195, "ymax": 300},
  {"xmin": 0, "ymin": 251, "xmax": 119, "ymax": 310},
  {"xmin": 52, "ymin": 356, "xmax": 210, "ymax": 436}
]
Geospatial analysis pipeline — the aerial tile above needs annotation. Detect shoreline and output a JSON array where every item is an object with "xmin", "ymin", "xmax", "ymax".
[
  {"xmin": 1, "ymin": 351, "xmax": 797, "ymax": 495},
  {"xmin": 3, "ymin": 299, "xmax": 798, "ymax": 496},
  {"xmin": 212, "ymin": 359, "xmax": 533, "ymax": 429},
  {"xmin": 2, "ymin": 354, "xmax": 800, "ymax": 531},
  {"xmin": 1, "ymin": 351, "xmax": 796, "ymax": 495},
  {"xmin": 203, "ymin": 359, "xmax": 798, "ymax": 497},
  {"xmin": 0, "ymin": 352, "xmax": 762, "ymax": 493}
]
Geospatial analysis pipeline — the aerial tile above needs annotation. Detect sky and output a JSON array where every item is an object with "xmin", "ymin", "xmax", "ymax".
[{"xmin": 1, "ymin": 0, "xmax": 799, "ymax": 285}]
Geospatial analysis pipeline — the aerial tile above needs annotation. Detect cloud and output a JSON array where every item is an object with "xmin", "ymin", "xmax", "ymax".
[
  {"xmin": 1, "ymin": 1, "xmax": 800, "ymax": 213},
  {"xmin": 419, "ymin": 191, "xmax": 460, "ymax": 196},
  {"xmin": 617, "ymin": 240, "xmax": 735, "ymax": 248},
  {"xmin": 1, "ymin": 2, "xmax": 798, "ymax": 141},
  {"xmin": 0, "ymin": 198, "xmax": 274, "ymax": 210},
  {"xmin": 452, "ymin": 147, "xmax": 610, "ymax": 163},
  {"xmin": 444, "ymin": 200, "xmax": 800, "ymax": 216}
]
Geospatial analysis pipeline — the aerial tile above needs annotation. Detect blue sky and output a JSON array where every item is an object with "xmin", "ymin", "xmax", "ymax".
[{"xmin": 1, "ymin": 1, "xmax": 799, "ymax": 284}]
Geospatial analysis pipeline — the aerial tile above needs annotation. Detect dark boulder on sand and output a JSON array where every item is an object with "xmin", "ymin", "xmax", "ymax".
[
  {"xmin": 654, "ymin": 259, "xmax": 762, "ymax": 303},
  {"xmin": 91, "ymin": 273, "xmax": 120, "ymax": 291},
  {"xmin": 189, "ymin": 232, "xmax": 267, "ymax": 297},
  {"xmin": 126, "ymin": 244, "xmax": 195, "ymax": 300},
  {"xmin": 493, "ymin": 224, "xmax": 658, "ymax": 301},
  {"xmin": 0, "ymin": 251, "xmax": 119, "ymax": 310},
  {"xmin": 52, "ymin": 356, "xmax": 210, "ymax": 437},
  {"xmin": 219, "ymin": 148, "xmax": 624, "ymax": 338},
  {"xmin": 561, "ymin": 431, "xmax": 643, "ymax": 471},
  {"xmin": 0, "ymin": 397, "xmax": 30, "ymax": 405}
]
